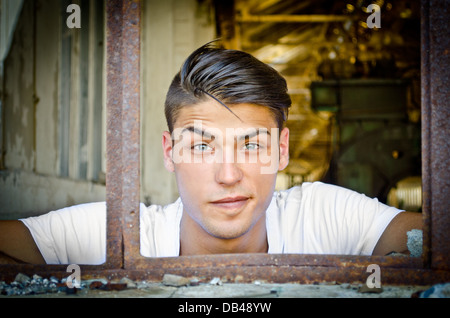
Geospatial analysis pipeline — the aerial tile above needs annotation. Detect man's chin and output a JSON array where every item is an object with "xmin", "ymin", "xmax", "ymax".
[
  {"xmin": 202, "ymin": 222, "xmax": 252, "ymax": 241},
  {"xmin": 209, "ymin": 215, "xmax": 264, "ymax": 241}
]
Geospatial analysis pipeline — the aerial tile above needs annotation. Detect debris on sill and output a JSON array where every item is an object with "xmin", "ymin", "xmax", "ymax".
[
  {"xmin": 0, "ymin": 272, "xmax": 443, "ymax": 298},
  {"xmin": 1, "ymin": 273, "xmax": 66, "ymax": 296},
  {"xmin": 0, "ymin": 273, "xmax": 139, "ymax": 296},
  {"xmin": 407, "ymin": 229, "xmax": 423, "ymax": 258}
]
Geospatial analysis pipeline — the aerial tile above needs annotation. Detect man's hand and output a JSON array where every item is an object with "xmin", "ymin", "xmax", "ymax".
[
  {"xmin": 372, "ymin": 212, "xmax": 422, "ymax": 256},
  {"xmin": 0, "ymin": 220, "xmax": 46, "ymax": 264}
]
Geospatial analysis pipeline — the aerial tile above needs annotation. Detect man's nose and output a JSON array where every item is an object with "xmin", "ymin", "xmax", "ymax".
[{"xmin": 215, "ymin": 149, "xmax": 243, "ymax": 186}]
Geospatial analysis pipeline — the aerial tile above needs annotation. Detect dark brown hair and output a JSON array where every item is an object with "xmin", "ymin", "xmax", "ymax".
[{"xmin": 164, "ymin": 42, "xmax": 291, "ymax": 132}]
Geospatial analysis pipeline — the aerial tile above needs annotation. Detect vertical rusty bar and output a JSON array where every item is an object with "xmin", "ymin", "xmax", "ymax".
[
  {"xmin": 121, "ymin": 0, "xmax": 141, "ymax": 267},
  {"xmin": 106, "ymin": 0, "xmax": 141, "ymax": 268},
  {"xmin": 421, "ymin": 0, "xmax": 450, "ymax": 270},
  {"xmin": 420, "ymin": 0, "xmax": 432, "ymax": 270}
]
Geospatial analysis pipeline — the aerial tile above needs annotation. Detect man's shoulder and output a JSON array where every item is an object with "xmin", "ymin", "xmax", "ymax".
[
  {"xmin": 143, "ymin": 197, "xmax": 182, "ymax": 212},
  {"xmin": 275, "ymin": 182, "xmax": 362, "ymax": 199},
  {"xmin": 48, "ymin": 198, "xmax": 181, "ymax": 215},
  {"xmin": 32, "ymin": 198, "xmax": 182, "ymax": 221},
  {"xmin": 140, "ymin": 199, "xmax": 182, "ymax": 257},
  {"xmin": 273, "ymin": 181, "xmax": 337, "ymax": 201},
  {"xmin": 271, "ymin": 182, "xmax": 366, "ymax": 216},
  {"xmin": 140, "ymin": 198, "xmax": 182, "ymax": 221}
]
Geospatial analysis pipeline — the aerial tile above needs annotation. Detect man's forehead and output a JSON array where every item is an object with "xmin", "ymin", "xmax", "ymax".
[{"xmin": 173, "ymin": 101, "xmax": 279, "ymax": 130}]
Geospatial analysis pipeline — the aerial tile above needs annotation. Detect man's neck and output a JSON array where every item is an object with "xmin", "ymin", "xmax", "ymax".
[{"xmin": 179, "ymin": 212, "xmax": 268, "ymax": 256}]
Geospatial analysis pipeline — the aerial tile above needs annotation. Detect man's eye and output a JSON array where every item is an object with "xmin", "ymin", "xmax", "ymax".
[
  {"xmin": 192, "ymin": 143, "xmax": 213, "ymax": 152},
  {"xmin": 244, "ymin": 142, "xmax": 260, "ymax": 151}
]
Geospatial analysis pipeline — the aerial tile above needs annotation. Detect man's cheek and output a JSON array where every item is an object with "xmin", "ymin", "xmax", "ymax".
[{"xmin": 259, "ymin": 131, "xmax": 280, "ymax": 175}]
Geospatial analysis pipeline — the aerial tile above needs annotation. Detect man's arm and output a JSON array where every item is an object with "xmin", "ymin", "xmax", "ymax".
[
  {"xmin": 0, "ymin": 220, "xmax": 46, "ymax": 264},
  {"xmin": 372, "ymin": 212, "xmax": 422, "ymax": 256}
]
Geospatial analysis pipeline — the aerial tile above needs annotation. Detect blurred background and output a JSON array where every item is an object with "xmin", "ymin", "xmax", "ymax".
[{"xmin": 0, "ymin": 0, "xmax": 422, "ymax": 219}]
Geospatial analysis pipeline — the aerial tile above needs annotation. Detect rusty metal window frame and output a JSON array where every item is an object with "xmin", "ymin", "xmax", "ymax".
[{"xmin": 1, "ymin": 0, "xmax": 449, "ymax": 285}]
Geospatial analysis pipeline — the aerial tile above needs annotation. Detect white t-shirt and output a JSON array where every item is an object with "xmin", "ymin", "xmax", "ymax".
[{"xmin": 20, "ymin": 182, "xmax": 402, "ymax": 265}]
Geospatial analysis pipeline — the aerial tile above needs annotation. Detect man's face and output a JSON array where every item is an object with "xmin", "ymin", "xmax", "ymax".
[{"xmin": 162, "ymin": 100, "xmax": 289, "ymax": 241}]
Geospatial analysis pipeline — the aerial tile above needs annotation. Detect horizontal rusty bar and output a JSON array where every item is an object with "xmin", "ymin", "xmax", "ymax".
[
  {"xmin": 126, "ymin": 253, "xmax": 423, "ymax": 271},
  {"xmin": 0, "ymin": 255, "xmax": 447, "ymax": 286}
]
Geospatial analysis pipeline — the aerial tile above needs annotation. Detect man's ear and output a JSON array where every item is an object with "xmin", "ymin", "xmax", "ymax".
[
  {"xmin": 278, "ymin": 127, "xmax": 289, "ymax": 171},
  {"xmin": 162, "ymin": 131, "xmax": 175, "ymax": 172}
]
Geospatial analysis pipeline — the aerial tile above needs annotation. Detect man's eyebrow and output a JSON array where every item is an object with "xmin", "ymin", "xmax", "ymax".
[
  {"xmin": 178, "ymin": 126, "xmax": 272, "ymax": 141},
  {"xmin": 236, "ymin": 128, "xmax": 271, "ymax": 141},
  {"xmin": 181, "ymin": 126, "xmax": 215, "ymax": 140}
]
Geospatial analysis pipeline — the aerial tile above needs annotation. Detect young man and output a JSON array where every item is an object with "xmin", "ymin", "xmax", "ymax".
[{"xmin": 0, "ymin": 43, "xmax": 421, "ymax": 265}]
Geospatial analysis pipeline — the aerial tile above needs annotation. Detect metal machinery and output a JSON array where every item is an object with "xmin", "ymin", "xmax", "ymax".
[{"xmin": 311, "ymin": 79, "xmax": 421, "ymax": 210}]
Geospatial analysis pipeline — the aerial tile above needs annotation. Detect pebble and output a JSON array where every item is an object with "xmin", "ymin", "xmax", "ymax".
[
  {"xmin": 358, "ymin": 284, "xmax": 383, "ymax": 294},
  {"xmin": 120, "ymin": 277, "xmax": 137, "ymax": 289},
  {"xmin": 209, "ymin": 277, "xmax": 223, "ymax": 286},
  {"xmin": 89, "ymin": 281, "xmax": 105, "ymax": 289},
  {"xmin": 419, "ymin": 283, "xmax": 450, "ymax": 298},
  {"xmin": 162, "ymin": 274, "xmax": 191, "ymax": 287},
  {"xmin": 14, "ymin": 273, "xmax": 31, "ymax": 285},
  {"xmin": 189, "ymin": 277, "xmax": 200, "ymax": 286}
]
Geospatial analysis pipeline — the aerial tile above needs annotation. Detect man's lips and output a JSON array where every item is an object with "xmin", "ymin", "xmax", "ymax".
[
  {"xmin": 211, "ymin": 196, "xmax": 249, "ymax": 204},
  {"xmin": 210, "ymin": 196, "xmax": 250, "ymax": 210}
]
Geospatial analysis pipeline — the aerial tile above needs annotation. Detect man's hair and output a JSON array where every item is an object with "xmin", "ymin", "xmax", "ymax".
[{"xmin": 164, "ymin": 42, "xmax": 291, "ymax": 132}]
